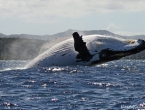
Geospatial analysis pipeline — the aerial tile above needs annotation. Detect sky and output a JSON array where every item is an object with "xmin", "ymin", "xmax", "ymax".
[{"xmin": 0, "ymin": 0, "xmax": 145, "ymax": 36}]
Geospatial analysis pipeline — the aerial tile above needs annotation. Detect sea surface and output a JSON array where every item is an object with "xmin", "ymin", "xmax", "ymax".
[{"xmin": 0, "ymin": 60, "xmax": 145, "ymax": 110}]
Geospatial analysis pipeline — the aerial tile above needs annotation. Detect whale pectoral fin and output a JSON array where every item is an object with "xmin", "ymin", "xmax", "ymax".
[
  {"xmin": 72, "ymin": 32, "xmax": 93, "ymax": 62},
  {"xmin": 76, "ymin": 54, "xmax": 81, "ymax": 59}
]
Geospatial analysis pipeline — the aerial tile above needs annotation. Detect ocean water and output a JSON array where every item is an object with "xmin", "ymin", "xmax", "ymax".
[{"xmin": 0, "ymin": 60, "xmax": 145, "ymax": 110}]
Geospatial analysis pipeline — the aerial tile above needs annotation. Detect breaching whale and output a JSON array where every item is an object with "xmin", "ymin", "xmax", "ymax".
[{"xmin": 26, "ymin": 32, "xmax": 145, "ymax": 68}]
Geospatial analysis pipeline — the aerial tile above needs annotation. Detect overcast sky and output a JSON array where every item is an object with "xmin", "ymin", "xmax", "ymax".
[{"xmin": 0, "ymin": 0, "xmax": 145, "ymax": 36}]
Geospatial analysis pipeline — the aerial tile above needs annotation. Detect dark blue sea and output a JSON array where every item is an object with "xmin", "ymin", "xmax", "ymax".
[{"xmin": 0, "ymin": 60, "xmax": 145, "ymax": 110}]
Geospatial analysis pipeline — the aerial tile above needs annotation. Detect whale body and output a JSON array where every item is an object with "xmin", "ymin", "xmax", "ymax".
[{"xmin": 26, "ymin": 34, "xmax": 145, "ymax": 68}]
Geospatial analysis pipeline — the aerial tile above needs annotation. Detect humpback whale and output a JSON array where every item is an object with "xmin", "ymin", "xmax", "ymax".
[{"xmin": 26, "ymin": 32, "xmax": 145, "ymax": 68}]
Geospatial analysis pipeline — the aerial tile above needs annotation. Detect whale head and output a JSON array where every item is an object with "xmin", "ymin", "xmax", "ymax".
[
  {"xmin": 86, "ymin": 35, "xmax": 145, "ymax": 65},
  {"xmin": 26, "ymin": 34, "xmax": 145, "ymax": 68}
]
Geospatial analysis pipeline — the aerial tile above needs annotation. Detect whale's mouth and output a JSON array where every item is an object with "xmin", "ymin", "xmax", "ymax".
[{"xmin": 91, "ymin": 39, "xmax": 145, "ymax": 65}]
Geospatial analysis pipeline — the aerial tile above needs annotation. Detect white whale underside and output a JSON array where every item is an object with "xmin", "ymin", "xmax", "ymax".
[{"xmin": 26, "ymin": 35, "xmax": 141, "ymax": 68}]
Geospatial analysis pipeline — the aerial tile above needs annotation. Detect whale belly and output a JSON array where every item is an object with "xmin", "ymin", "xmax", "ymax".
[
  {"xmin": 38, "ymin": 50, "xmax": 77, "ymax": 67},
  {"xmin": 27, "ymin": 38, "xmax": 78, "ymax": 67}
]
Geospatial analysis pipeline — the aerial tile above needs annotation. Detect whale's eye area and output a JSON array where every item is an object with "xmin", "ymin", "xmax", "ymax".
[{"xmin": 102, "ymin": 54, "xmax": 106, "ymax": 57}]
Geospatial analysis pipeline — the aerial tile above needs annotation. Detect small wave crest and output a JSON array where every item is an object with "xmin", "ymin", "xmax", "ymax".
[
  {"xmin": 0, "ymin": 60, "xmax": 28, "ymax": 72},
  {"xmin": 37, "ymin": 66, "xmax": 83, "ymax": 74}
]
